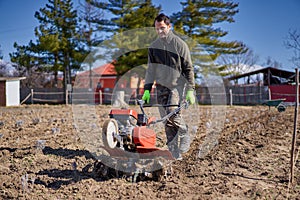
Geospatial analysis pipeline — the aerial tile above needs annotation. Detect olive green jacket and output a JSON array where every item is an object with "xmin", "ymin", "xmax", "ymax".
[{"xmin": 144, "ymin": 31, "xmax": 195, "ymax": 92}]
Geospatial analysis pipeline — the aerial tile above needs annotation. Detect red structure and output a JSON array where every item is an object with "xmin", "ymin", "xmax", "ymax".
[
  {"xmin": 226, "ymin": 67, "xmax": 297, "ymax": 103},
  {"xmin": 74, "ymin": 62, "xmax": 117, "ymax": 103},
  {"xmin": 74, "ymin": 62, "xmax": 146, "ymax": 104},
  {"xmin": 269, "ymin": 85, "xmax": 297, "ymax": 102},
  {"xmin": 75, "ymin": 62, "xmax": 117, "ymax": 89}
]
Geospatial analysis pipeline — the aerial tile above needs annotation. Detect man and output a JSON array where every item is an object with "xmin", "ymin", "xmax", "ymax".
[{"xmin": 142, "ymin": 13, "xmax": 195, "ymax": 160}]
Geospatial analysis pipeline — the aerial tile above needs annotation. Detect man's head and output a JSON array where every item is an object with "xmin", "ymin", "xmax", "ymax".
[{"xmin": 154, "ymin": 13, "xmax": 171, "ymax": 38}]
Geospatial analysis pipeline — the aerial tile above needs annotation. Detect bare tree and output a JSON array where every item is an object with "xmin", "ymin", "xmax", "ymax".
[
  {"xmin": 77, "ymin": 0, "xmax": 104, "ymax": 89},
  {"xmin": 11, "ymin": 63, "xmax": 52, "ymax": 88},
  {"xmin": 263, "ymin": 56, "xmax": 282, "ymax": 69},
  {"xmin": 217, "ymin": 48, "xmax": 260, "ymax": 76},
  {"xmin": 0, "ymin": 60, "xmax": 14, "ymax": 77},
  {"xmin": 284, "ymin": 28, "xmax": 300, "ymax": 68},
  {"xmin": 0, "ymin": 44, "xmax": 3, "ymax": 60},
  {"xmin": 0, "ymin": 60, "xmax": 49, "ymax": 86},
  {"xmin": 77, "ymin": 0, "xmax": 104, "ymax": 47}
]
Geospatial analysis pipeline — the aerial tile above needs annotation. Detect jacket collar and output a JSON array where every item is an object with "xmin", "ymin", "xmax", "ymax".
[{"xmin": 159, "ymin": 30, "xmax": 173, "ymax": 44}]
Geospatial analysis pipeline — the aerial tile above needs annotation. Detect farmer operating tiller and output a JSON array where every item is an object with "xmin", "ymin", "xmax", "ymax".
[{"xmin": 142, "ymin": 13, "xmax": 196, "ymax": 160}]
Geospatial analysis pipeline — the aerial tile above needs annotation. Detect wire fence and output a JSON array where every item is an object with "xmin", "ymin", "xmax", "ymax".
[
  {"xmin": 20, "ymin": 85, "xmax": 297, "ymax": 106},
  {"xmin": 195, "ymin": 86, "xmax": 270, "ymax": 105},
  {"xmin": 20, "ymin": 88, "xmax": 133, "ymax": 105}
]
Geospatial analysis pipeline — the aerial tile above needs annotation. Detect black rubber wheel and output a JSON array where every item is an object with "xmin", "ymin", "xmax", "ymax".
[{"xmin": 277, "ymin": 104, "xmax": 286, "ymax": 112}]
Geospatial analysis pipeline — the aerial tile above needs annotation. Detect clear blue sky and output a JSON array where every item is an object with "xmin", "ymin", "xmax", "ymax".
[{"xmin": 0, "ymin": 0, "xmax": 300, "ymax": 70}]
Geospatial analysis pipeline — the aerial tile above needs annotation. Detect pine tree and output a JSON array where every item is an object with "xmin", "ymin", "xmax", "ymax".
[
  {"xmin": 171, "ymin": 0, "xmax": 247, "ymax": 76},
  {"xmin": 10, "ymin": 42, "xmax": 49, "ymax": 87},
  {"xmin": 88, "ymin": 0, "xmax": 160, "ymax": 76},
  {"xmin": 87, "ymin": 0, "xmax": 160, "ymax": 96},
  {"xmin": 89, "ymin": 0, "xmax": 142, "ymax": 32},
  {"xmin": 11, "ymin": 0, "xmax": 85, "ymax": 89},
  {"xmin": 10, "ymin": 42, "xmax": 38, "ymax": 74},
  {"xmin": 112, "ymin": 0, "xmax": 160, "ymax": 76},
  {"xmin": 34, "ymin": 0, "xmax": 84, "ymax": 88}
]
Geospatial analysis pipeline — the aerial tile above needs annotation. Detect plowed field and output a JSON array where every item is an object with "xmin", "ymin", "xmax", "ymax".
[{"xmin": 0, "ymin": 104, "xmax": 300, "ymax": 199}]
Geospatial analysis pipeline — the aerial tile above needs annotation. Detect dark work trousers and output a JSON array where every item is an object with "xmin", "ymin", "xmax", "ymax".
[{"xmin": 156, "ymin": 85, "xmax": 188, "ymax": 159}]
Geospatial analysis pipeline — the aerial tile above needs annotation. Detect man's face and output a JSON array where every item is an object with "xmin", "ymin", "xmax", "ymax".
[{"xmin": 155, "ymin": 20, "xmax": 171, "ymax": 38}]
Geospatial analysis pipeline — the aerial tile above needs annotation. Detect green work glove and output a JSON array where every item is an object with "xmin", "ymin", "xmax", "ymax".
[
  {"xmin": 186, "ymin": 90, "xmax": 195, "ymax": 105},
  {"xmin": 142, "ymin": 90, "xmax": 150, "ymax": 104}
]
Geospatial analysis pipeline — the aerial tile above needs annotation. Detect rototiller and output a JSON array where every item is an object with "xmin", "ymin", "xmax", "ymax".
[
  {"xmin": 102, "ymin": 99, "xmax": 188, "ymax": 159},
  {"xmin": 95, "ymin": 99, "xmax": 189, "ymax": 181}
]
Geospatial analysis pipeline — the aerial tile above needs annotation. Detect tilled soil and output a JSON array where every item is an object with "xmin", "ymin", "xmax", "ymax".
[{"xmin": 0, "ymin": 104, "xmax": 300, "ymax": 199}]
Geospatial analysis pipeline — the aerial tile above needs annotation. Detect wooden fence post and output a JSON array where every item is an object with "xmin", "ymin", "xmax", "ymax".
[
  {"xmin": 229, "ymin": 89, "xmax": 233, "ymax": 107},
  {"xmin": 31, "ymin": 89, "xmax": 34, "ymax": 104},
  {"xmin": 99, "ymin": 90, "xmax": 102, "ymax": 105},
  {"xmin": 66, "ymin": 90, "xmax": 68, "ymax": 105},
  {"xmin": 290, "ymin": 68, "xmax": 299, "ymax": 184}
]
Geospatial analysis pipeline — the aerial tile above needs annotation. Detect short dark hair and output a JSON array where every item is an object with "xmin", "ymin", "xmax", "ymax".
[{"xmin": 154, "ymin": 13, "xmax": 170, "ymax": 27}]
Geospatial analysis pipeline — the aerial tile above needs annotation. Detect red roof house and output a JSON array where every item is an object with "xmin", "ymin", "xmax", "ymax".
[
  {"xmin": 74, "ymin": 62, "xmax": 147, "ymax": 104},
  {"xmin": 74, "ymin": 62, "xmax": 117, "ymax": 89}
]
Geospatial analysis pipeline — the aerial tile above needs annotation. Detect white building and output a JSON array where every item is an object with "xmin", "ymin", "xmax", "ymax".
[{"xmin": 0, "ymin": 77, "xmax": 26, "ymax": 106}]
